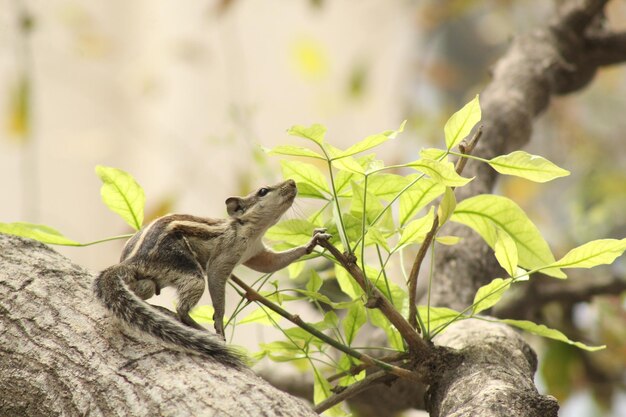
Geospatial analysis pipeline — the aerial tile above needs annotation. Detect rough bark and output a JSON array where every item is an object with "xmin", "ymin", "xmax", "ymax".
[
  {"xmin": 425, "ymin": 0, "xmax": 625, "ymax": 416},
  {"xmin": 429, "ymin": 320, "xmax": 559, "ymax": 417},
  {"xmin": 431, "ymin": 0, "xmax": 622, "ymax": 309},
  {"xmin": 0, "ymin": 233, "xmax": 317, "ymax": 417}
]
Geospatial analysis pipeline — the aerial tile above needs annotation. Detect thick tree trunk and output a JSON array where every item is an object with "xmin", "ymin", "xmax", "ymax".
[
  {"xmin": 425, "ymin": 0, "xmax": 625, "ymax": 415},
  {"xmin": 0, "ymin": 234, "xmax": 317, "ymax": 417}
]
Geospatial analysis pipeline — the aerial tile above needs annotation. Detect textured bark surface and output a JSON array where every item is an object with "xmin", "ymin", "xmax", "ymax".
[
  {"xmin": 429, "ymin": 320, "xmax": 559, "ymax": 417},
  {"xmin": 430, "ymin": 0, "xmax": 615, "ymax": 310},
  {"xmin": 423, "ymin": 1, "xmax": 624, "ymax": 416},
  {"xmin": 0, "ymin": 233, "xmax": 317, "ymax": 417}
]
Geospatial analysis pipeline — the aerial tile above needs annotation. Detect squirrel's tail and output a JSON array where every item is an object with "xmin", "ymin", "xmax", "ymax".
[{"xmin": 93, "ymin": 265, "xmax": 244, "ymax": 368}]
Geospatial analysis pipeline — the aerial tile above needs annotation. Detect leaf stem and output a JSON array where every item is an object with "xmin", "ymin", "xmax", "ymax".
[
  {"xmin": 321, "ymin": 148, "xmax": 351, "ymax": 254},
  {"xmin": 79, "ymin": 233, "xmax": 134, "ymax": 246},
  {"xmin": 230, "ymin": 274, "xmax": 418, "ymax": 380}
]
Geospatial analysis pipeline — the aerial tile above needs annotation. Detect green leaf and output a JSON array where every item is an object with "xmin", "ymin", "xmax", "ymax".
[
  {"xmin": 332, "ymin": 155, "xmax": 365, "ymax": 175},
  {"xmin": 335, "ymin": 265, "xmax": 362, "ymax": 299},
  {"xmin": 394, "ymin": 207, "xmax": 435, "ymax": 252},
  {"xmin": 494, "ymin": 228, "xmax": 518, "ymax": 277},
  {"xmin": 337, "ymin": 120, "xmax": 406, "ymax": 158},
  {"xmin": 322, "ymin": 311, "xmax": 341, "ymax": 328},
  {"xmin": 541, "ymin": 238, "xmax": 626, "ymax": 276},
  {"xmin": 337, "ymin": 354, "xmax": 365, "ymax": 387},
  {"xmin": 365, "ymin": 226, "xmax": 390, "ymax": 252},
  {"xmin": 472, "ymin": 277, "xmax": 513, "ymax": 315},
  {"xmin": 444, "ymin": 95, "xmax": 481, "ymax": 150},
  {"xmin": 399, "ymin": 177, "xmax": 445, "ymax": 226},
  {"xmin": 436, "ymin": 236, "xmax": 461, "ymax": 245},
  {"xmin": 288, "ymin": 261, "xmax": 305, "ymax": 279},
  {"xmin": 369, "ymin": 309, "xmax": 404, "ymax": 351},
  {"xmin": 366, "ymin": 173, "xmax": 411, "ymax": 201},
  {"xmin": 0, "ymin": 222, "xmax": 80, "ymax": 246},
  {"xmin": 295, "ymin": 289, "xmax": 337, "ymax": 307},
  {"xmin": 343, "ymin": 303, "xmax": 367, "ymax": 345},
  {"xmin": 501, "ymin": 319, "xmax": 605, "ymax": 351},
  {"xmin": 281, "ymin": 160, "xmax": 330, "ymax": 197},
  {"xmin": 451, "ymin": 194, "xmax": 565, "ymax": 278},
  {"xmin": 418, "ymin": 306, "xmax": 463, "ymax": 334},
  {"xmin": 437, "ymin": 187, "xmax": 456, "ymax": 225},
  {"xmin": 313, "ymin": 370, "xmax": 333, "ymax": 408},
  {"xmin": 369, "ymin": 269, "xmax": 407, "ymax": 313},
  {"xmin": 95, "ymin": 166, "xmax": 146, "ymax": 230},
  {"xmin": 239, "ymin": 306, "xmax": 283, "ymax": 326},
  {"xmin": 332, "ymin": 202, "xmax": 351, "ymax": 251},
  {"xmin": 419, "ymin": 148, "xmax": 448, "ymax": 161},
  {"xmin": 334, "ymin": 170, "xmax": 355, "ymax": 196},
  {"xmin": 266, "ymin": 145, "xmax": 326, "ymax": 160},
  {"xmin": 350, "ymin": 181, "xmax": 385, "ymax": 225},
  {"xmin": 408, "ymin": 159, "xmax": 473, "ymax": 187},
  {"xmin": 266, "ymin": 219, "xmax": 316, "ymax": 246},
  {"xmin": 307, "ymin": 270, "xmax": 323, "ymax": 292},
  {"xmin": 260, "ymin": 340, "xmax": 306, "ymax": 362},
  {"xmin": 283, "ymin": 326, "xmax": 325, "ymax": 348},
  {"xmin": 488, "ymin": 151, "xmax": 570, "ymax": 183},
  {"xmin": 287, "ymin": 123, "xmax": 326, "ymax": 145},
  {"xmin": 189, "ymin": 305, "xmax": 215, "ymax": 324}
]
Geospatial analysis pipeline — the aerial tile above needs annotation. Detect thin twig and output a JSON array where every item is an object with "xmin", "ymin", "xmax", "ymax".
[
  {"xmin": 315, "ymin": 239, "xmax": 430, "ymax": 358},
  {"xmin": 229, "ymin": 274, "xmax": 420, "ymax": 381},
  {"xmin": 327, "ymin": 352, "xmax": 409, "ymax": 382},
  {"xmin": 406, "ymin": 126, "xmax": 483, "ymax": 330},
  {"xmin": 407, "ymin": 215, "xmax": 439, "ymax": 329},
  {"xmin": 313, "ymin": 369, "xmax": 393, "ymax": 414},
  {"xmin": 454, "ymin": 125, "xmax": 483, "ymax": 175}
]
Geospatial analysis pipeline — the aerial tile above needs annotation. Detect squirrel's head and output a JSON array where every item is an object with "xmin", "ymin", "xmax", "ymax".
[{"xmin": 225, "ymin": 179, "xmax": 297, "ymax": 228}]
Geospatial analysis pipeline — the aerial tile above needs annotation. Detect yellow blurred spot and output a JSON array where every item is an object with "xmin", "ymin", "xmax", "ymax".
[
  {"xmin": 6, "ymin": 76, "xmax": 30, "ymax": 143},
  {"xmin": 501, "ymin": 176, "xmax": 540, "ymax": 206},
  {"xmin": 290, "ymin": 37, "xmax": 329, "ymax": 80}
]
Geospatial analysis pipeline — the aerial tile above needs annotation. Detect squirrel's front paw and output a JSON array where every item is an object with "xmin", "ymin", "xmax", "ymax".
[
  {"xmin": 313, "ymin": 228, "xmax": 332, "ymax": 241},
  {"xmin": 306, "ymin": 228, "xmax": 332, "ymax": 253}
]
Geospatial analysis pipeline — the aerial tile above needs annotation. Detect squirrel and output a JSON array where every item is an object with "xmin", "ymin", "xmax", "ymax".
[{"xmin": 93, "ymin": 179, "xmax": 330, "ymax": 368}]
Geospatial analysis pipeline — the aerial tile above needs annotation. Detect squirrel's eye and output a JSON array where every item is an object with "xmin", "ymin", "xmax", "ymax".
[{"xmin": 257, "ymin": 187, "xmax": 270, "ymax": 197}]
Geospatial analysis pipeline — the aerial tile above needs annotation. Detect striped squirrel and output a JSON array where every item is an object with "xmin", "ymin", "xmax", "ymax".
[{"xmin": 93, "ymin": 179, "xmax": 330, "ymax": 368}]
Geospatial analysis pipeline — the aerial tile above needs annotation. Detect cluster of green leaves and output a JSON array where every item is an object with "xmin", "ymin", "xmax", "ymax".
[
  {"xmin": 251, "ymin": 96, "xmax": 625, "ymax": 414},
  {"xmin": 1, "ymin": 96, "xmax": 625, "ymax": 416}
]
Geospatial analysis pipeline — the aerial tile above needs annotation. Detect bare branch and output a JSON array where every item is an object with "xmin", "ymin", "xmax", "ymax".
[
  {"xmin": 316, "ymin": 238, "xmax": 431, "ymax": 358},
  {"xmin": 494, "ymin": 273, "xmax": 626, "ymax": 320},
  {"xmin": 554, "ymin": 0, "xmax": 609, "ymax": 34},
  {"xmin": 314, "ymin": 370, "xmax": 393, "ymax": 414},
  {"xmin": 407, "ymin": 126, "xmax": 483, "ymax": 330},
  {"xmin": 587, "ymin": 31, "xmax": 626, "ymax": 66}
]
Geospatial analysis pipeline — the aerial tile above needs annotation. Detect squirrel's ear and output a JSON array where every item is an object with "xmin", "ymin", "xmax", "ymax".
[{"xmin": 226, "ymin": 197, "xmax": 245, "ymax": 216}]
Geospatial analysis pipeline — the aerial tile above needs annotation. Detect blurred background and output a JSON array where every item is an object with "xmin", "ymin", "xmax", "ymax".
[{"xmin": 1, "ymin": 1, "xmax": 625, "ymax": 416}]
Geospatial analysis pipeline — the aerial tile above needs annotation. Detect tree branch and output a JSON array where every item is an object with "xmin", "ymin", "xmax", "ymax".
[
  {"xmin": 422, "ymin": 0, "xmax": 624, "ymax": 415},
  {"xmin": 0, "ymin": 234, "xmax": 318, "ymax": 417},
  {"xmin": 316, "ymin": 238, "xmax": 430, "ymax": 358},
  {"xmin": 230, "ymin": 273, "xmax": 419, "ymax": 381},
  {"xmin": 407, "ymin": 127, "xmax": 482, "ymax": 330},
  {"xmin": 587, "ymin": 31, "xmax": 626, "ymax": 66},
  {"xmin": 494, "ymin": 273, "xmax": 626, "ymax": 320}
]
